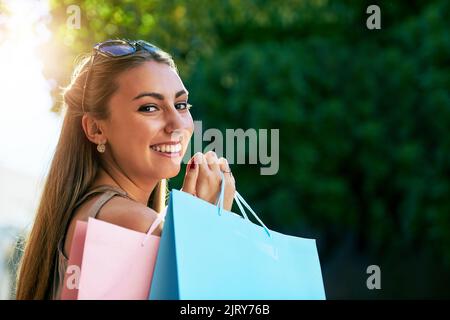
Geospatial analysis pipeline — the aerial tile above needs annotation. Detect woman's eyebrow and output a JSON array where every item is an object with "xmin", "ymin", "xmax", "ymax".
[{"xmin": 132, "ymin": 89, "xmax": 189, "ymax": 101}]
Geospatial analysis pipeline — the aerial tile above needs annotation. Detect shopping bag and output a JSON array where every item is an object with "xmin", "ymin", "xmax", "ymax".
[
  {"xmin": 149, "ymin": 172, "xmax": 326, "ymax": 300},
  {"xmin": 62, "ymin": 211, "xmax": 165, "ymax": 300}
]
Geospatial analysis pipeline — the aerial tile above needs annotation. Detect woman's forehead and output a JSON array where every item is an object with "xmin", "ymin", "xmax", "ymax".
[{"xmin": 114, "ymin": 60, "xmax": 185, "ymax": 100}]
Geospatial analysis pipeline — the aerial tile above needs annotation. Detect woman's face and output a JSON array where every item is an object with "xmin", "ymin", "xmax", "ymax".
[{"xmin": 101, "ymin": 60, "xmax": 194, "ymax": 182}]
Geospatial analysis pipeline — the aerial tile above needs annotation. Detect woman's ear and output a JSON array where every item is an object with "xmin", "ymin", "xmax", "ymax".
[{"xmin": 81, "ymin": 113, "xmax": 107, "ymax": 144}]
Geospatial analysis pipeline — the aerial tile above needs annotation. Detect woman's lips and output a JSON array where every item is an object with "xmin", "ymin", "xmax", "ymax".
[{"xmin": 150, "ymin": 142, "xmax": 182, "ymax": 158}]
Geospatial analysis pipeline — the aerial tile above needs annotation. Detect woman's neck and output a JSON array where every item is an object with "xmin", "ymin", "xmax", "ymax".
[{"xmin": 93, "ymin": 166, "xmax": 158, "ymax": 206}]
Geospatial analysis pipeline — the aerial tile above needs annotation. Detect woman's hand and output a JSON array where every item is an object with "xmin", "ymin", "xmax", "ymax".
[{"xmin": 181, "ymin": 151, "xmax": 235, "ymax": 211}]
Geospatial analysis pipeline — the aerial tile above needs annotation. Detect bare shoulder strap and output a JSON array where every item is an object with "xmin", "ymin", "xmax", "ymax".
[
  {"xmin": 75, "ymin": 185, "xmax": 131, "ymax": 219},
  {"xmin": 86, "ymin": 190, "xmax": 121, "ymax": 219},
  {"xmin": 74, "ymin": 185, "xmax": 125, "ymax": 208}
]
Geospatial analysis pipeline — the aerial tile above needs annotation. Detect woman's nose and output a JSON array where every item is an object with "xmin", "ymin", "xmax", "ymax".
[{"xmin": 164, "ymin": 104, "xmax": 188, "ymax": 134}]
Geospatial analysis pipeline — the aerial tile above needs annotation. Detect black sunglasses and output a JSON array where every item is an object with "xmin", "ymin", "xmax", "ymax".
[{"xmin": 81, "ymin": 39, "xmax": 160, "ymax": 112}]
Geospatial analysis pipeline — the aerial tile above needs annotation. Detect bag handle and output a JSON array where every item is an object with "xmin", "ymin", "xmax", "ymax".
[
  {"xmin": 216, "ymin": 171, "xmax": 271, "ymax": 238},
  {"xmin": 231, "ymin": 191, "xmax": 249, "ymax": 221},
  {"xmin": 141, "ymin": 208, "xmax": 167, "ymax": 246},
  {"xmin": 234, "ymin": 191, "xmax": 271, "ymax": 238},
  {"xmin": 215, "ymin": 171, "xmax": 226, "ymax": 216}
]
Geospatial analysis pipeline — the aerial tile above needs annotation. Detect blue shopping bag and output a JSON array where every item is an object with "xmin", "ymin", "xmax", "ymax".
[{"xmin": 149, "ymin": 173, "xmax": 326, "ymax": 300}]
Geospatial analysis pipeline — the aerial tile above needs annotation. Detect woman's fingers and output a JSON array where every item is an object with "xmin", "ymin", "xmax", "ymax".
[
  {"xmin": 195, "ymin": 153, "xmax": 213, "ymax": 201},
  {"xmin": 218, "ymin": 157, "xmax": 235, "ymax": 211},
  {"xmin": 196, "ymin": 151, "xmax": 221, "ymax": 204},
  {"xmin": 181, "ymin": 152, "xmax": 201, "ymax": 196},
  {"xmin": 204, "ymin": 151, "xmax": 223, "ymax": 203},
  {"xmin": 182, "ymin": 151, "xmax": 235, "ymax": 211},
  {"xmin": 205, "ymin": 150, "xmax": 221, "ymax": 174}
]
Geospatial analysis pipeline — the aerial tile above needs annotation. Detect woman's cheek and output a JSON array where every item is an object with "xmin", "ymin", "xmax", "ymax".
[{"xmin": 185, "ymin": 113, "xmax": 195, "ymax": 134}]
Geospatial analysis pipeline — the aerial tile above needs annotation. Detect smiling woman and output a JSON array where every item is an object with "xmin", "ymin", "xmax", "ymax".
[{"xmin": 14, "ymin": 39, "xmax": 237, "ymax": 300}]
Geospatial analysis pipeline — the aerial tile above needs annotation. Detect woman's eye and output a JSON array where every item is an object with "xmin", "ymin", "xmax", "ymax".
[
  {"xmin": 139, "ymin": 105, "xmax": 158, "ymax": 113},
  {"xmin": 176, "ymin": 102, "xmax": 192, "ymax": 111}
]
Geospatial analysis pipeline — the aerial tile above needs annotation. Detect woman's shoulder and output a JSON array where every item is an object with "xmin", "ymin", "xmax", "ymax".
[{"xmin": 96, "ymin": 194, "xmax": 160, "ymax": 234}]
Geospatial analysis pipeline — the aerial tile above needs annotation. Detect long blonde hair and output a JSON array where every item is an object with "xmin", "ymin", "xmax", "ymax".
[{"xmin": 15, "ymin": 42, "xmax": 177, "ymax": 299}]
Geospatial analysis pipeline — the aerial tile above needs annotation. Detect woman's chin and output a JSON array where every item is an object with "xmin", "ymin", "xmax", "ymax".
[
  {"xmin": 147, "ymin": 148, "xmax": 184, "ymax": 178},
  {"xmin": 150, "ymin": 164, "xmax": 181, "ymax": 180},
  {"xmin": 165, "ymin": 167, "xmax": 181, "ymax": 179}
]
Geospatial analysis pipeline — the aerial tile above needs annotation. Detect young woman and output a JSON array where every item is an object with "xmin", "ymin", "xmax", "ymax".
[{"xmin": 15, "ymin": 39, "xmax": 236, "ymax": 299}]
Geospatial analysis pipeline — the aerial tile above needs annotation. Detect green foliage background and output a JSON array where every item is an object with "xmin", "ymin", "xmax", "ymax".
[{"xmin": 45, "ymin": 0, "xmax": 450, "ymax": 298}]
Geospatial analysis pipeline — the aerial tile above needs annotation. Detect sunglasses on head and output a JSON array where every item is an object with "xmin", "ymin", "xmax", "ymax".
[{"xmin": 81, "ymin": 39, "xmax": 160, "ymax": 112}]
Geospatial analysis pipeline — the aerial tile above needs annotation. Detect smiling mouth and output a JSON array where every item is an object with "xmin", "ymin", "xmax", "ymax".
[{"xmin": 150, "ymin": 143, "xmax": 182, "ymax": 154}]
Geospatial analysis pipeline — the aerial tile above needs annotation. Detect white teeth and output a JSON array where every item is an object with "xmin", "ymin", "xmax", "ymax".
[{"xmin": 151, "ymin": 143, "xmax": 182, "ymax": 153}]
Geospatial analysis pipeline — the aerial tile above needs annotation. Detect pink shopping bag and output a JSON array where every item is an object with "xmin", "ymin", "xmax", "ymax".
[{"xmin": 61, "ymin": 213, "xmax": 165, "ymax": 300}]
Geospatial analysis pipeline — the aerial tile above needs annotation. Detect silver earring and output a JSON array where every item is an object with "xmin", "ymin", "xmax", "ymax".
[{"xmin": 97, "ymin": 142, "xmax": 106, "ymax": 153}]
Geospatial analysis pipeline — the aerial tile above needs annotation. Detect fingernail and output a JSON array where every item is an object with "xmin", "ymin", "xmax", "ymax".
[{"xmin": 188, "ymin": 160, "xmax": 196, "ymax": 171}]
